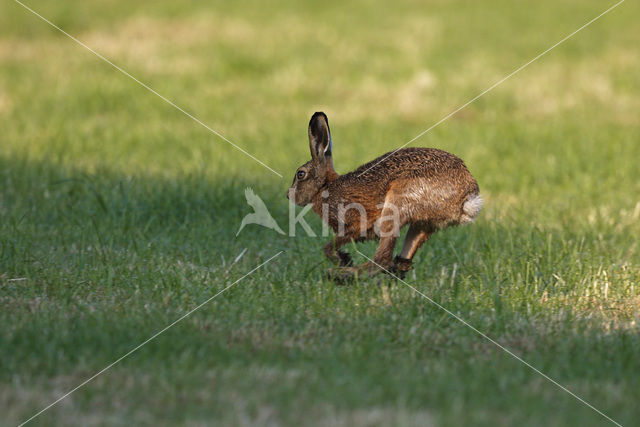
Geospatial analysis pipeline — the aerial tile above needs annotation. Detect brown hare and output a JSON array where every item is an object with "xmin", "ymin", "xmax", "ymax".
[{"xmin": 287, "ymin": 112, "xmax": 481, "ymax": 281}]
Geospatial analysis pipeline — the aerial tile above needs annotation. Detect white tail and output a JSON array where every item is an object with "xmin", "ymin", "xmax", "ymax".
[{"xmin": 460, "ymin": 193, "xmax": 482, "ymax": 224}]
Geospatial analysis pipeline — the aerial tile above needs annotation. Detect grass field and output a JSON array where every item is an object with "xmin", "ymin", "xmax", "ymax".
[{"xmin": 1, "ymin": 0, "xmax": 640, "ymax": 425}]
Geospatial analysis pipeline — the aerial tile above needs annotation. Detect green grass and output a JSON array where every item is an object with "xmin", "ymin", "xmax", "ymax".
[{"xmin": 1, "ymin": 0, "xmax": 639, "ymax": 425}]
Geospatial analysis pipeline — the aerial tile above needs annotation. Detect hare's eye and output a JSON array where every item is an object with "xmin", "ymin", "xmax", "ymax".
[{"xmin": 296, "ymin": 170, "xmax": 306, "ymax": 180}]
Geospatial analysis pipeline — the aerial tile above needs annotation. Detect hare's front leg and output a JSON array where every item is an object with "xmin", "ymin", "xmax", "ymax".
[
  {"xmin": 328, "ymin": 234, "xmax": 397, "ymax": 282},
  {"xmin": 370, "ymin": 235, "xmax": 397, "ymax": 270},
  {"xmin": 323, "ymin": 236, "xmax": 353, "ymax": 266},
  {"xmin": 359, "ymin": 202, "xmax": 401, "ymax": 273},
  {"xmin": 329, "ymin": 205, "xmax": 400, "ymax": 282}
]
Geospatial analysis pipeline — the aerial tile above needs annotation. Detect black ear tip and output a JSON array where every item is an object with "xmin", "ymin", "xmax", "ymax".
[{"xmin": 310, "ymin": 111, "xmax": 328, "ymax": 122}]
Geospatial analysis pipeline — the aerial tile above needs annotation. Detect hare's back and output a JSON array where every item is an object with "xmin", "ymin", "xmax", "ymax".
[
  {"xmin": 349, "ymin": 147, "xmax": 480, "ymax": 227},
  {"xmin": 353, "ymin": 147, "xmax": 475, "ymax": 184}
]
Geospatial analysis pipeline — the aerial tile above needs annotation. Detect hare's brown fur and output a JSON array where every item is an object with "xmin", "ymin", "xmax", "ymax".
[{"xmin": 287, "ymin": 112, "xmax": 481, "ymax": 280}]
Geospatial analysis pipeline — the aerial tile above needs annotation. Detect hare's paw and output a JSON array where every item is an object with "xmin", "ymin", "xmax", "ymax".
[
  {"xmin": 337, "ymin": 250, "xmax": 353, "ymax": 267},
  {"xmin": 389, "ymin": 256, "xmax": 413, "ymax": 280}
]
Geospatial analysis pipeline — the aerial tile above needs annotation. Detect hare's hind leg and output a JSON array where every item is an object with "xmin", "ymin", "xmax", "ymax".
[{"xmin": 393, "ymin": 223, "xmax": 433, "ymax": 278}]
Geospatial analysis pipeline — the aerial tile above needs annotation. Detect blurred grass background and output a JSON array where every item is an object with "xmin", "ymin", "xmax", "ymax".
[{"xmin": 1, "ymin": 0, "xmax": 639, "ymax": 425}]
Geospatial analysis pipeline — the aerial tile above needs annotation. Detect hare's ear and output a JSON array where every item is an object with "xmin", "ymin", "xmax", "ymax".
[{"xmin": 308, "ymin": 112, "xmax": 332, "ymax": 160}]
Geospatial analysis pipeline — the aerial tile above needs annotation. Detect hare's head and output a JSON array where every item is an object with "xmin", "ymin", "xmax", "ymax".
[{"xmin": 287, "ymin": 112, "xmax": 335, "ymax": 206}]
